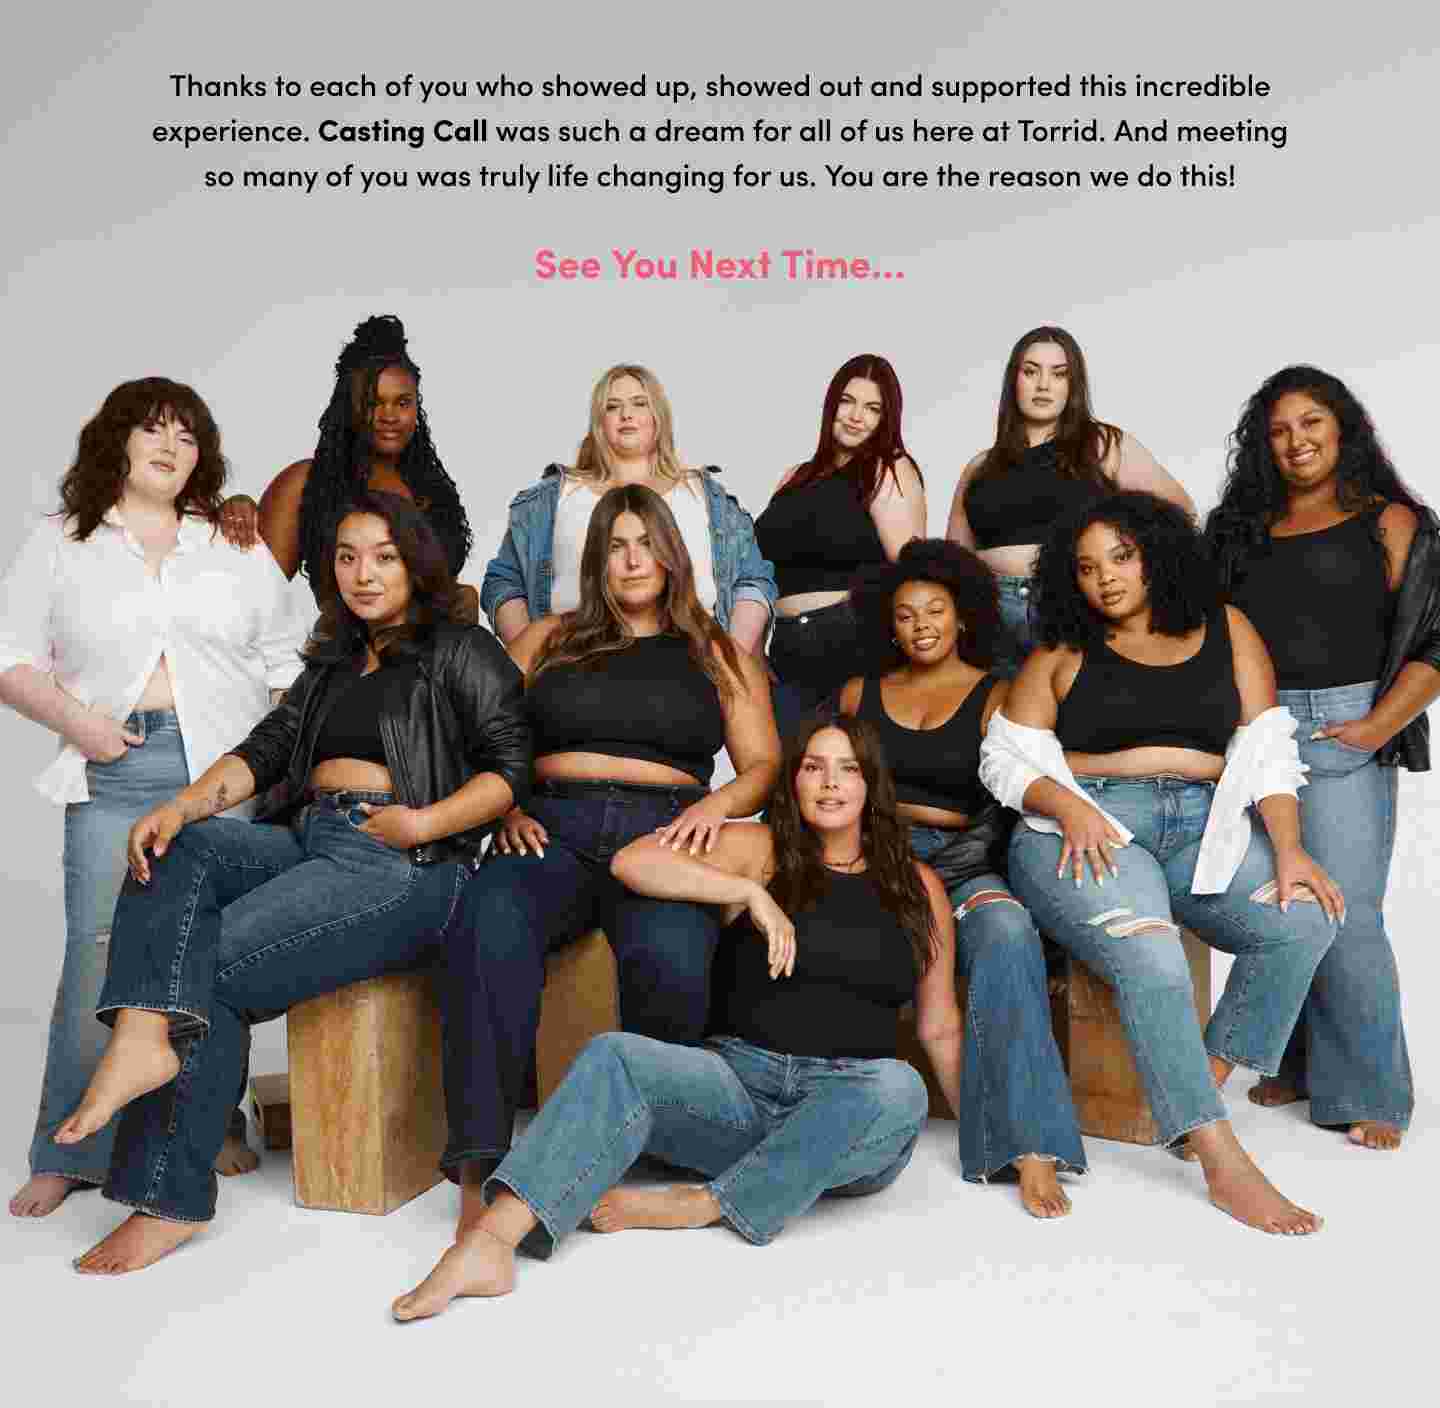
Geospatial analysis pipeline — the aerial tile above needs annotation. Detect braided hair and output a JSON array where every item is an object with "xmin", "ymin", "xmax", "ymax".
[{"xmin": 295, "ymin": 315, "xmax": 473, "ymax": 582}]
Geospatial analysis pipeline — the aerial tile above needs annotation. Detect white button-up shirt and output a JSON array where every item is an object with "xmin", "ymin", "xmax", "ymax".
[{"xmin": 0, "ymin": 510, "xmax": 306, "ymax": 804}]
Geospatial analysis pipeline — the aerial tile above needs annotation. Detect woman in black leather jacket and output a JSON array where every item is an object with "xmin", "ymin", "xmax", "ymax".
[
  {"xmin": 53, "ymin": 492, "xmax": 530, "ymax": 1274},
  {"xmin": 1207, "ymin": 366, "xmax": 1440, "ymax": 1151}
]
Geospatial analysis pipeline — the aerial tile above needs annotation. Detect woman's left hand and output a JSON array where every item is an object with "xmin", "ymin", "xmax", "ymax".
[
  {"xmin": 654, "ymin": 795, "xmax": 730, "ymax": 854},
  {"xmin": 356, "ymin": 803, "xmax": 426, "ymax": 850},
  {"xmin": 219, "ymin": 495, "xmax": 260, "ymax": 549},
  {"xmin": 1274, "ymin": 846, "xmax": 1346, "ymax": 926},
  {"xmin": 1310, "ymin": 714, "xmax": 1388, "ymax": 753}
]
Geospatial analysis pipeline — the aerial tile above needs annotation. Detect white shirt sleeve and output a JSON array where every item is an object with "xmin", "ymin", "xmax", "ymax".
[
  {"xmin": 248, "ymin": 544, "xmax": 307, "ymax": 690},
  {"xmin": 0, "ymin": 519, "xmax": 60, "ymax": 673}
]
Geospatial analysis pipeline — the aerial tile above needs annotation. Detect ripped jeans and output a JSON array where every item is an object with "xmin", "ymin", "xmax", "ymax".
[{"xmin": 1007, "ymin": 777, "xmax": 1336, "ymax": 1147}]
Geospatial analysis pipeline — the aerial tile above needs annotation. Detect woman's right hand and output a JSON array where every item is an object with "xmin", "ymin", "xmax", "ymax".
[
  {"xmin": 74, "ymin": 710, "xmax": 144, "ymax": 763},
  {"xmin": 494, "ymin": 808, "xmax": 549, "ymax": 858},
  {"xmin": 126, "ymin": 803, "xmax": 189, "ymax": 884},
  {"xmin": 219, "ymin": 495, "xmax": 261, "ymax": 549},
  {"xmin": 1053, "ymin": 794, "xmax": 1126, "ymax": 887},
  {"xmin": 745, "ymin": 884, "xmax": 796, "ymax": 979}
]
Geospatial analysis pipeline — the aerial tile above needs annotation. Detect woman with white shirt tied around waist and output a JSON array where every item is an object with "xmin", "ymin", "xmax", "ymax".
[
  {"xmin": 984, "ymin": 491, "xmax": 1340, "ymax": 1234},
  {"xmin": 480, "ymin": 363, "xmax": 776, "ymax": 653},
  {"xmin": 0, "ymin": 378, "xmax": 303, "ymax": 1218}
]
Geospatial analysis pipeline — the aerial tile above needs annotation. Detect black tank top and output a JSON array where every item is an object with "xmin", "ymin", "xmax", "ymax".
[
  {"xmin": 712, "ymin": 870, "xmax": 917, "ymax": 1059},
  {"xmin": 311, "ymin": 659, "xmax": 419, "ymax": 767},
  {"xmin": 1057, "ymin": 608, "xmax": 1241, "ymax": 756},
  {"xmin": 526, "ymin": 631, "xmax": 725, "ymax": 785},
  {"xmin": 856, "ymin": 674, "xmax": 997, "ymax": 814},
  {"xmin": 754, "ymin": 473, "xmax": 889, "ymax": 596},
  {"xmin": 1228, "ymin": 510, "xmax": 1392, "ymax": 690},
  {"xmin": 965, "ymin": 443, "xmax": 1108, "ymax": 550}
]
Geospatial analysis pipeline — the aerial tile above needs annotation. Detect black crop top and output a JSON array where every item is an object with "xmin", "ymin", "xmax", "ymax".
[
  {"xmin": 310, "ymin": 659, "xmax": 419, "ymax": 767},
  {"xmin": 754, "ymin": 473, "xmax": 889, "ymax": 597},
  {"xmin": 965, "ymin": 443, "xmax": 1108, "ymax": 550},
  {"xmin": 1056, "ymin": 608, "xmax": 1241, "ymax": 756},
  {"xmin": 526, "ymin": 631, "xmax": 725, "ymax": 785},
  {"xmin": 712, "ymin": 870, "xmax": 917, "ymax": 1059},
  {"xmin": 855, "ymin": 674, "xmax": 997, "ymax": 814},
  {"xmin": 1228, "ymin": 511, "xmax": 1392, "ymax": 691}
]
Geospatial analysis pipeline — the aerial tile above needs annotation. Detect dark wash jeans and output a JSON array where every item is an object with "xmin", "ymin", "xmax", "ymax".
[
  {"xmin": 97, "ymin": 793, "xmax": 468, "ymax": 1223},
  {"xmin": 440, "ymin": 779, "xmax": 722, "ymax": 1174},
  {"xmin": 767, "ymin": 599, "xmax": 891, "ymax": 744}
]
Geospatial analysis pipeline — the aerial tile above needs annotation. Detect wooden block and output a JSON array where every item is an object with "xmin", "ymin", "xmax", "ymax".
[
  {"xmin": 535, "ymin": 930, "xmax": 619, "ymax": 1106},
  {"xmin": 286, "ymin": 969, "xmax": 448, "ymax": 1215},
  {"xmin": 248, "ymin": 1072, "xmax": 292, "ymax": 1151},
  {"xmin": 895, "ymin": 983, "xmax": 968, "ymax": 1121}
]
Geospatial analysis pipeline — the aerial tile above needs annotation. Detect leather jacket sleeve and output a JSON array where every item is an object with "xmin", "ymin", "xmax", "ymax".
[
  {"xmin": 1399, "ymin": 519, "xmax": 1440, "ymax": 672},
  {"xmin": 442, "ymin": 628, "xmax": 533, "ymax": 811},
  {"xmin": 227, "ymin": 664, "xmax": 322, "ymax": 793}
]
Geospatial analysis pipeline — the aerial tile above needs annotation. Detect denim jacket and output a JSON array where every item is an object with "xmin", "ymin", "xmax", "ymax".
[{"xmin": 479, "ymin": 464, "xmax": 777, "ymax": 632}]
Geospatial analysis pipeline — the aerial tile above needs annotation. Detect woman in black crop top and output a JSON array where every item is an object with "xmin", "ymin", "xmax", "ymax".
[
  {"xmin": 996, "ymin": 492, "xmax": 1340, "ymax": 1236},
  {"xmin": 394, "ymin": 714, "xmax": 958, "ymax": 1321},
  {"xmin": 437, "ymin": 483, "xmax": 780, "ymax": 1196},
  {"xmin": 836, "ymin": 539, "xmax": 1083, "ymax": 1216},
  {"xmin": 754, "ymin": 355, "xmax": 926, "ymax": 740},
  {"xmin": 1207, "ymin": 367, "xmax": 1440, "ymax": 1151},
  {"xmin": 946, "ymin": 325, "xmax": 1194, "ymax": 678}
]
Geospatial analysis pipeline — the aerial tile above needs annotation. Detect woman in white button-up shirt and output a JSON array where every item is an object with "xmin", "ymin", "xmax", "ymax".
[{"xmin": 0, "ymin": 378, "xmax": 304, "ymax": 1218}]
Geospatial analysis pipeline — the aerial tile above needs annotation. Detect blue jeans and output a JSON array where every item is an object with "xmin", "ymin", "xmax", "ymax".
[
  {"xmin": 29, "ymin": 710, "xmax": 191, "ymax": 1184},
  {"xmin": 908, "ymin": 826, "xmax": 1085, "ymax": 1179},
  {"xmin": 1007, "ymin": 777, "xmax": 1336, "ymax": 1146},
  {"xmin": 992, "ymin": 575, "xmax": 1035, "ymax": 680},
  {"xmin": 440, "ymin": 780, "xmax": 722, "ymax": 1173},
  {"xmin": 1275, "ymin": 683, "xmax": 1411, "ymax": 1128},
  {"xmin": 96, "ymin": 792, "xmax": 467, "ymax": 1222},
  {"xmin": 486, "ymin": 1031, "xmax": 928, "ymax": 1256}
]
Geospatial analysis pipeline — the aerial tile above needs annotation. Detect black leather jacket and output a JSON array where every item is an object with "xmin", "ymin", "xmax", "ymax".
[
  {"xmin": 1376, "ymin": 512, "xmax": 1440, "ymax": 771},
  {"xmin": 229, "ymin": 624, "xmax": 531, "ymax": 862}
]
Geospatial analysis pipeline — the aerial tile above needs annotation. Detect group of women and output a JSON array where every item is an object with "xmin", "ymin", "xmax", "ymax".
[{"xmin": 1, "ymin": 315, "xmax": 1433, "ymax": 1320}]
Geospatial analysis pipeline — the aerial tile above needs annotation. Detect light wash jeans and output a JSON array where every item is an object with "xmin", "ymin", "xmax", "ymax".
[
  {"xmin": 1275, "ymin": 682, "xmax": 1411, "ymax": 1129},
  {"xmin": 486, "ymin": 1032, "xmax": 929, "ymax": 1256},
  {"xmin": 1008, "ymin": 777, "xmax": 1337, "ymax": 1147},
  {"xmin": 992, "ymin": 575, "xmax": 1035, "ymax": 681},
  {"xmin": 28, "ymin": 710, "xmax": 190, "ymax": 1185},
  {"xmin": 907, "ymin": 828, "xmax": 1085, "ymax": 1180}
]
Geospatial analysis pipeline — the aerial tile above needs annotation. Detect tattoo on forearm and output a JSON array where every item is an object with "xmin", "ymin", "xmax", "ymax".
[{"xmin": 179, "ymin": 782, "xmax": 230, "ymax": 823}]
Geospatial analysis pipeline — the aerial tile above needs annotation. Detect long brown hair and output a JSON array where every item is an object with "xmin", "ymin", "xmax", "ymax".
[
  {"xmin": 774, "ymin": 354, "xmax": 921, "ymax": 505},
  {"xmin": 766, "ymin": 714, "xmax": 936, "ymax": 974},
  {"xmin": 530, "ymin": 483, "xmax": 745, "ymax": 696},
  {"xmin": 59, "ymin": 378, "xmax": 227, "ymax": 541},
  {"xmin": 970, "ymin": 326, "xmax": 1118, "ymax": 489}
]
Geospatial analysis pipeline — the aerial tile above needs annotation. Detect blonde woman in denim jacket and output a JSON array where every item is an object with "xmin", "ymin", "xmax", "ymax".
[{"xmin": 480, "ymin": 365, "xmax": 776, "ymax": 653}]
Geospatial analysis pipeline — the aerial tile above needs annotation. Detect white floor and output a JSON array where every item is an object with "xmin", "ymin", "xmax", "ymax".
[{"xmin": 3, "ymin": 782, "xmax": 1434, "ymax": 1406}]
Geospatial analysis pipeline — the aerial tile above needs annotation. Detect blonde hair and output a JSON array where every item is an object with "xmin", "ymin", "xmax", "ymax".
[{"xmin": 571, "ymin": 364, "xmax": 688, "ymax": 486}]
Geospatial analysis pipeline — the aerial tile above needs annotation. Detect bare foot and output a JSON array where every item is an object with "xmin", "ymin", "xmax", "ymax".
[
  {"xmin": 590, "ymin": 1184, "xmax": 723, "ymax": 1233},
  {"xmin": 54, "ymin": 1027, "xmax": 179, "ymax": 1144},
  {"xmin": 1191, "ymin": 1124, "xmax": 1323, "ymax": 1235},
  {"xmin": 213, "ymin": 1133, "xmax": 259, "ymax": 1177},
  {"xmin": 73, "ymin": 1212, "xmax": 199, "ymax": 1274},
  {"xmin": 10, "ymin": 1173, "xmax": 90, "ymax": 1218},
  {"xmin": 392, "ymin": 1228, "xmax": 516, "ymax": 1322},
  {"xmin": 1248, "ymin": 1077, "xmax": 1303, "ymax": 1108},
  {"xmin": 1349, "ymin": 1121, "xmax": 1404, "ymax": 1151},
  {"xmin": 1016, "ymin": 1158, "xmax": 1072, "ymax": 1219}
]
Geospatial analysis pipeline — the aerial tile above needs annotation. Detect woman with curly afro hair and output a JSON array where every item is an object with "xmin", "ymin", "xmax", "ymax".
[
  {"xmin": 1206, "ymin": 366, "xmax": 1440, "ymax": 1151},
  {"xmin": 220, "ymin": 314, "xmax": 477, "ymax": 619},
  {"xmin": 839, "ymin": 538, "xmax": 1084, "ymax": 1218},
  {"xmin": 986, "ymin": 491, "xmax": 1341, "ymax": 1234}
]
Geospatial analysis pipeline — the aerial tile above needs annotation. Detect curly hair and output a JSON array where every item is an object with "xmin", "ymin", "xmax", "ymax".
[
  {"xmin": 530, "ymin": 483, "xmax": 745, "ymax": 698},
  {"xmin": 968, "ymin": 325, "xmax": 1119, "ymax": 491},
  {"xmin": 304, "ymin": 491, "xmax": 460, "ymax": 665},
  {"xmin": 1031, "ymin": 491, "xmax": 1218, "ymax": 649},
  {"xmin": 773, "ymin": 354, "xmax": 922, "ymax": 506},
  {"xmin": 1205, "ymin": 365, "xmax": 1432, "ymax": 591},
  {"xmin": 849, "ymin": 537, "xmax": 1000, "ymax": 672},
  {"xmin": 296, "ymin": 315, "xmax": 473, "ymax": 584},
  {"xmin": 59, "ymin": 378, "xmax": 227, "ymax": 541},
  {"xmin": 764, "ymin": 714, "xmax": 935, "ymax": 974}
]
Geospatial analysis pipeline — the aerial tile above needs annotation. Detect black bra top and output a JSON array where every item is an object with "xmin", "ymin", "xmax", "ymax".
[
  {"xmin": 754, "ymin": 472, "xmax": 889, "ymax": 597},
  {"xmin": 1228, "ymin": 509, "xmax": 1392, "ymax": 691},
  {"xmin": 1056, "ymin": 608, "xmax": 1241, "ymax": 756},
  {"xmin": 526, "ymin": 631, "xmax": 725, "ymax": 785},
  {"xmin": 855, "ymin": 674, "xmax": 997, "ymax": 814},
  {"xmin": 310, "ymin": 659, "xmax": 418, "ymax": 768},
  {"xmin": 965, "ymin": 442, "xmax": 1108, "ymax": 550}
]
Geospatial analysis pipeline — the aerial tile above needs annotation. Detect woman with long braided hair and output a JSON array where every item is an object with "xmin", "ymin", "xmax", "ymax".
[{"xmin": 221, "ymin": 315, "xmax": 476, "ymax": 615}]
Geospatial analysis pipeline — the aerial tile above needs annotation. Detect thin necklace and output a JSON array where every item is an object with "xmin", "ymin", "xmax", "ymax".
[{"xmin": 823, "ymin": 853, "xmax": 865, "ymax": 871}]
